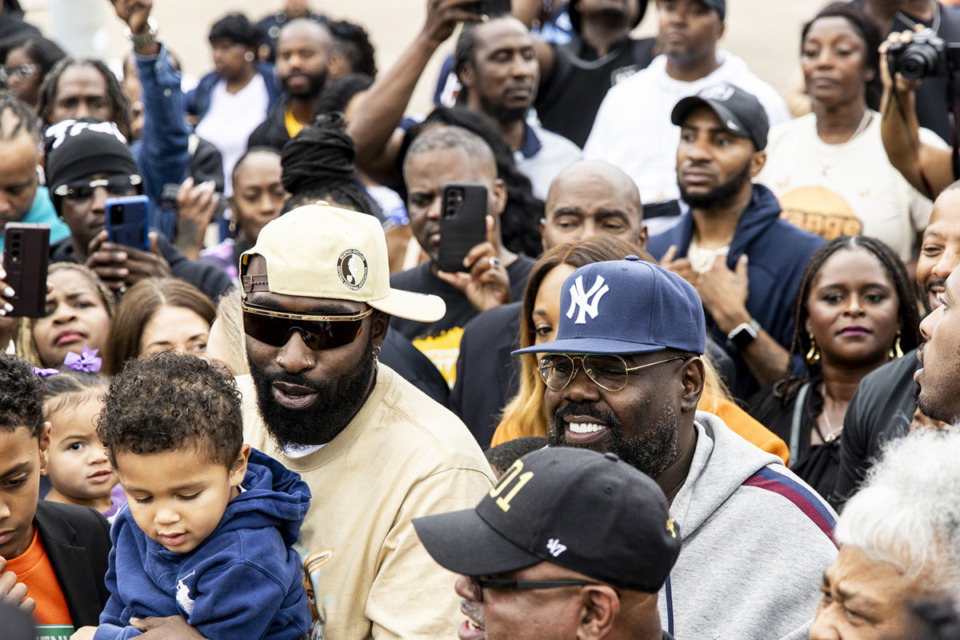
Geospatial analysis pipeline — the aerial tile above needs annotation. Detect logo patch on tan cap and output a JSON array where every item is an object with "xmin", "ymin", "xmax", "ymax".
[{"xmin": 337, "ymin": 249, "xmax": 368, "ymax": 291}]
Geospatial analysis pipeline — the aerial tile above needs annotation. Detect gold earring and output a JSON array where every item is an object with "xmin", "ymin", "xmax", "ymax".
[
  {"xmin": 805, "ymin": 334, "xmax": 820, "ymax": 365},
  {"xmin": 889, "ymin": 330, "xmax": 903, "ymax": 359}
]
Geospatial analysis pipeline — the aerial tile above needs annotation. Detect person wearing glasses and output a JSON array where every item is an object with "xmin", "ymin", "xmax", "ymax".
[
  {"xmin": 236, "ymin": 203, "xmax": 494, "ymax": 640},
  {"xmin": 414, "ymin": 446, "xmax": 681, "ymax": 640},
  {"xmin": 43, "ymin": 119, "xmax": 233, "ymax": 302},
  {"xmin": 519, "ymin": 256, "xmax": 838, "ymax": 640}
]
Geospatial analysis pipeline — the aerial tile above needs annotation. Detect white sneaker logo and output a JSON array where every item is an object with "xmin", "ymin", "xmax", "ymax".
[
  {"xmin": 546, "ymin": 538, "xmax": 567, "ymax": 557},
  {"xmin": 567, "ymin": 275, "xmax": 609, "ymax": 325}
]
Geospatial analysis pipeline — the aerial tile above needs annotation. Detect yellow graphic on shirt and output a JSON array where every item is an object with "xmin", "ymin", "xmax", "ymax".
[
  {"xmin": 302, "ymin": 548, "xmax": 334, "ymax": 639},
  {"xmin": 285, "ymin": 108, "xmax": 305, "ymax": 138},
  {"xmin": 778, "ymin": 186, "xmax": 862, "ymax": 240},
  {"xmin": 413, "ymin": 327, "xmax": 465, "ymax": 388}
]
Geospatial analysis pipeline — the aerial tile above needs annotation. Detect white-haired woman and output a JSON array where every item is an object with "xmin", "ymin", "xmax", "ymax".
[{"xmin": 810, "ymin": 428, "xmax": 960, "ymax": 639}]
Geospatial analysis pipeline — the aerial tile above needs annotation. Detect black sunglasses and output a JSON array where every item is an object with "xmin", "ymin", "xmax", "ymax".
[
  {"xmin": 53, "ymin": 174, "xmax": 142, "ymax": 201},
  {"xmin": 242, "ymin": 301, "xmax": 373, "ymax": 351},
  {"xmin": 465, "ymin": 576, "xmax": 614, "ymax": 603}
]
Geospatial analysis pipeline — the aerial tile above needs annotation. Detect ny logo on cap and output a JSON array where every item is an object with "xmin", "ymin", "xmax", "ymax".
[
  {"xmin": 700, "ymin": 84, "xmax": 735, "ymax": 102},
  {"xmin": 567, "ymin": 275, "xmax": 609, "ymax": 325}
]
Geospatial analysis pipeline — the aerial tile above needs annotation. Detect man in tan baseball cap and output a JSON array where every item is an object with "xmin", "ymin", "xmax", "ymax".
[{"xmin": 235, "ymin": 203, "xmax": 495, "ymax": 640}]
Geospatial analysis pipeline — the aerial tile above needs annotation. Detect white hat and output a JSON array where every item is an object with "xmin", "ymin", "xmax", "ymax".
[{"xmin": 240, "ymin": 203, "xmax": 445, "ymax": 323}]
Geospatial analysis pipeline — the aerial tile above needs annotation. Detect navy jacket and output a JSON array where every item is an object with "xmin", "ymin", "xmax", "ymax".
[
  {"xmin": 96, "ymin": 450, "xmax": 312, "ymax": 640},
  {"xmin": 648, "ymin": 184, "xmax": 824, "ymax": 398},
  {"xmin": 186, "ymin": 63, "xmax": 282, "ymax": 121}
]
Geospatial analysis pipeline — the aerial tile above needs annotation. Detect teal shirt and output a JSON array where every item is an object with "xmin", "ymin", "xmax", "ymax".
[{"xmin": 0, "ymin": 186, "xmax": 71, "ymax": 252}]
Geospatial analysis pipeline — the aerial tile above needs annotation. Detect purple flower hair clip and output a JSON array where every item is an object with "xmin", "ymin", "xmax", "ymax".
[
  {"xmin": 33, "ymin": 366, "xmax": 60, "ymax": 377},
  {"xmin": 63, "ymin": 346, "xmax": 102, "ymax": 374}
]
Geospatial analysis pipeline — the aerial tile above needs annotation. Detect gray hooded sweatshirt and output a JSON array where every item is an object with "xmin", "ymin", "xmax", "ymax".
[{"xmin": 657, "ymin": 412, "xmax": 839, "ymax": 640}]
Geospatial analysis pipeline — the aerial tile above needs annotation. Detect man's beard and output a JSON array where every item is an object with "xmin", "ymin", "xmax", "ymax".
[
  {"xmin": 547, "ymin": 401, "xmax": 679, "ymax": 478},
  {"xmin": 283, "ymin": 69, "xmax": 327, "ymax": 99},
  {"xmin": 249, "ymin": 337, "xmax": 376, "ymax": 447},
  {"xmin": 479, "ymin": 92, "xmax": 529, "ymax": 124},
  {"xmin": 678, "ymin": 159, "xmax": 753, "ymax": 211}
]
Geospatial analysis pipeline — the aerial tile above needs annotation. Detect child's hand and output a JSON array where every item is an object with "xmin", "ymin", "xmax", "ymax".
[
  {"xmin": 69, "ymin": 626, "xmax": 97, "ymax": 640},
  {"xmin": 130, "ymin": 616, "xmax": 206, "ymax": 639}
]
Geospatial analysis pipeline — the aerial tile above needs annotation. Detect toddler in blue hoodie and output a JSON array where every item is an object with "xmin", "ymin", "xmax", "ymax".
[{"xmin": 73, "ymin": 353, "xmax": 312, "ymax": 640}]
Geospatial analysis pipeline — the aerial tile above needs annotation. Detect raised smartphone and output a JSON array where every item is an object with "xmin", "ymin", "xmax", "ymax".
[
  {"xmin": 438, "ymin": 183, "xmax": 488, "ymax": 273},
  {"xmin": 105, "ymin": 195, "xmax": 150, "ymax": 252},
  {"xmin": 3, "ymin": 223, "xmax": 49, "ymax": 317}
]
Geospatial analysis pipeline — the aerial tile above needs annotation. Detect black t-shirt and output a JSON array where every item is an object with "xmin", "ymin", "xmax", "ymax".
[
  {"xmin": 390, "ymin": 256, "xmax": 534, "ymax": 387},
  {"xmin": 834, "ymin": 350, "xmax": 918, "ymax": 508},
  {"xmin": 450, "ymin": 301, "xmax": 523, "ymax": 447},
  {"xmin": 536, "ymin": 35, "xmax": 656, "ymax": 148},
  {"xmin": 390, "ymin": 257, "xmax": 534, "ymax": 341}
]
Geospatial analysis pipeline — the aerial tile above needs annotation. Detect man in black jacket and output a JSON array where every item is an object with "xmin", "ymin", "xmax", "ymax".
[{"xmin": 0, "ymin": 352, "xmax": 110, "ymax": 633}]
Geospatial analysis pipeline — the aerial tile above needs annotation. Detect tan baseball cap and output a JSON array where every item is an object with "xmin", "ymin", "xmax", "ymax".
[{"xmin": 239, "ymin": 203, "xmax": 446, "ymax": 323}]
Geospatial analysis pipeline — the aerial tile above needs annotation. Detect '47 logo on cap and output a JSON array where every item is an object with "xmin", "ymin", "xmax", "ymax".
[{"xmin": 567, "ymin": 275, "xmax": 609, "ymax": 325}]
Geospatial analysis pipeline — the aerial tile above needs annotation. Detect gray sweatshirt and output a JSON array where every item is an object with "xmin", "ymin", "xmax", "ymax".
[{"xmin": 658, "ymin": 412, "xmax": 839, "ymax": 640}]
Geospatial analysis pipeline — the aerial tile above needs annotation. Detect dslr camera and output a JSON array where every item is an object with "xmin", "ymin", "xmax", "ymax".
[{"xmin": 888, "ymin": 28, "xmax": 960, "ymax": 81}]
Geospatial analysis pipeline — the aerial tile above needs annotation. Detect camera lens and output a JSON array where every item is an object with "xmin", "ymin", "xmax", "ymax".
[{"xmin": 111, "ymin": 205, "xmax": 124, "ymax": 226}]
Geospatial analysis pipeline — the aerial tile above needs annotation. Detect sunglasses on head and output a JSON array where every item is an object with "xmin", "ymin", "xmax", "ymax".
[
  {"xmin": 53, "ymin": 174, "xmax": 142, "ymax": 201},
  {"xmin": 241, "ymin": 301, "xmax": 373, "ymax": 351}
]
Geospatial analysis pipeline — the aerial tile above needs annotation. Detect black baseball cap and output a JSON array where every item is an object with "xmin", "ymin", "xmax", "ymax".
[
  {"xmin": 671, "ymin": 83, "xmax": 768, "ymax": 151},
  {"xmin": 700, "ymin": 0, "xmax": 725, "ymax": 20},
  {"xmin": 413, "ymin": 447, "xmax": 681, "ymax": 593}
]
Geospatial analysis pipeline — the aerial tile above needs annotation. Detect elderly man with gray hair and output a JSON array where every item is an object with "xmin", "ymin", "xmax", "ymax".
[{"xmin": 810, "ymin": 428, "xmax": 960, "ymax": 640}]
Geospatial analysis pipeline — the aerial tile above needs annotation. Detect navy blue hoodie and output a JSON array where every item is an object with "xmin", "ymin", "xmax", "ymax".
[
  {"xmin": 95, "ymin": 450, "xmax": 312, "ymax": 640},
  {"xmin": 648, "ymin": 184, "xmax": 824, "ymax": 398}
]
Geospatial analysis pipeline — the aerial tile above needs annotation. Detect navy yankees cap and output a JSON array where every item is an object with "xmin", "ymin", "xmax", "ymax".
[
  {"xmin": 413, "ymin": 447, "xmax": 681, "ymax": 593},
  {"xmin": 671, "ymin": 83, "xmax": 768, "ymax": 151},
  {"xmin": 513, "ymin": 256, "xmax": 705, "ymax": 357}
]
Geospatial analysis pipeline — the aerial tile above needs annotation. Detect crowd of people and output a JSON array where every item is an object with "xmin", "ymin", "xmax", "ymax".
[{"xmin": 0, "ymin": 0, "xmax": 959, "ymax": 638}]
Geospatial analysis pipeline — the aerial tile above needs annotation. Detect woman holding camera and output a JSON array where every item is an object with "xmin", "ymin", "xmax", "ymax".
[{"xmin": 759, "ymin": 2, "xmax": 941, "ymax": 264}]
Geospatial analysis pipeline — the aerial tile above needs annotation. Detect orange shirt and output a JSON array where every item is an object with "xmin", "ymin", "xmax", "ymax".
[{"xmin": 7, "ymin": 527, "xmax": 74, "ymax": 635}]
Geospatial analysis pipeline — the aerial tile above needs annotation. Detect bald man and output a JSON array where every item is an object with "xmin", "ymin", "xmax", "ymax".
[
  {"xmin": 541, "ymin": 159, "xmax": 647, "ymax": 249},
  {"xmin": 451, "ymin": 160, "xmax": 649, "ymax": 444},
  {"xmin": 249, "ymin": 19, "xmax": 332, "ymax": 151}
]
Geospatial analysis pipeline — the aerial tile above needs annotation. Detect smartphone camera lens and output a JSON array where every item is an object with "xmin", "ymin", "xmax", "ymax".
[{"xmin": 111, "ymin": 205, "xmax": 124, "ymax": 226}]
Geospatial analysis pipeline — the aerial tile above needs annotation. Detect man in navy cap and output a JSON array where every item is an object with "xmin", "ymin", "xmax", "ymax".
[
  {"xmin": 520, "ymin": 257, "xmax": 836, "ymax": 640},
  {"xmin": 414, "ymin": 446, "xmax": 680, "ymax": 640}
]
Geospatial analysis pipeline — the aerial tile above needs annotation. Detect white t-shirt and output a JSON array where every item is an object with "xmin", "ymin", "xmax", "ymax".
[
  {"xmin": 583, "ymin": 51, "xmax": 790, "ymax": 205},
  {"xmin": 195, "ymin": 74, "xmax": 270, "ymax": 196},
  {"xmin": 758, "ymin": 111, "xmax": 941, "ymax": 262}
]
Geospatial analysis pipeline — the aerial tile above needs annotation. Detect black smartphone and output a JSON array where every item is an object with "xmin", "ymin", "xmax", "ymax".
[
  {"xmin": 105, "ymin": 195, "xmax": 150, "ymax": 251},
  {"xmin": 464, "ymin": 0, "xmax": 512, "ymax": 15},
  {"xmin": 438, "ymin": 183, "xmax": 488, "ymax": 273},
  {"xmin": 3, "ymin": 223, "xmax": 49, "ymax": 317}
]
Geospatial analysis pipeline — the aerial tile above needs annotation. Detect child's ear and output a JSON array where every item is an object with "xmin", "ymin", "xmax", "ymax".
[
  {"xmin": 39, "ymin": 422, "xmax": 51, "ymax": 473},
  {"xmin": 228, "ymin": 444, "xmax": 251, "ymax": 488}
]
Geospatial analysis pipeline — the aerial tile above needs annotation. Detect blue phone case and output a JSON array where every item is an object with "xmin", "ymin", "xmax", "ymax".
[{"xmin": 105, "ymin": 195, "xmax": 150, "ymax": 251}]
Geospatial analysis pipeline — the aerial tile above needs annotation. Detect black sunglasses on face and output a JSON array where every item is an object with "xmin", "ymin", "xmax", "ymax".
[
  {"xmin": 53, "ymin": 174, "xmax": 142, "ymax": 201},
  {"xmin": 241, "ymin": 301, "xmax": 373, "ymax": 351},
  {"xmin": 465, "ymin": 576, "xmax": 615, "ymax": 603}
]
